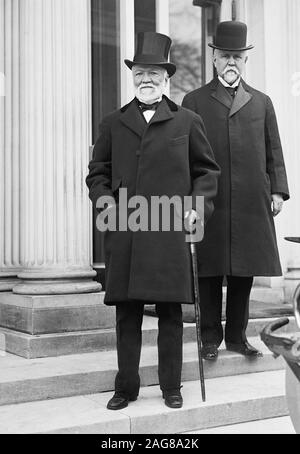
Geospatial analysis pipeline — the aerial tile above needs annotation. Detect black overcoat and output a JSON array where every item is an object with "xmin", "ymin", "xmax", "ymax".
[
  {"xmin": 86, "ymin": 96, "xmax": 220, "ymax": 304},
  {"xmin": 182, "ymin": 78, "xmax": 290, "ymax": 277}
]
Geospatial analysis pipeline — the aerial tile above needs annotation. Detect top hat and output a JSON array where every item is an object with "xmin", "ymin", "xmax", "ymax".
[
  {"xmin": 124, "ymin": 32, "xmax": 176, "ymax": 77},
  {"xmin": 208, "ymin": 21, "xmax": 254, "ymax": 51}
]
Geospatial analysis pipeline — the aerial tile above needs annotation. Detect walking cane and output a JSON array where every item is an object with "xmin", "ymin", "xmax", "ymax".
[{"xmin": 190, "ymin": 238, "xmax": 206, "ymax": 402}]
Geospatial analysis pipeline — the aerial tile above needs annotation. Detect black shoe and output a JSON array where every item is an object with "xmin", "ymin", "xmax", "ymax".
[
  {"xmin": 225, "ymin": 341, "xmax": 263, "ymax": 358},
  {"xmin": 202, "ymin": 344, "xmax": 218, "ymax": 360},
  {"xmin": 162, "ymin": 390, "xmax": 183, "ymax": 409},
  {"xmin": 107, "ymin": 392, "xmax": 137, "ymax": 410}
]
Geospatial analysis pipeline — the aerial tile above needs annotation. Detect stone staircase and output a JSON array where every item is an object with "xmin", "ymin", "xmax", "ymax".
[{"xmin": 0, "ymin": 314, "xmax": 297, "ymax": 434}]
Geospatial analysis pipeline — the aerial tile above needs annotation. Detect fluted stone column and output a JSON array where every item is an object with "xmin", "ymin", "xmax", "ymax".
[
  {"xmin": 236, "ymin": 0, "xmax": 300, "ymax": 305},
  {"xmin": 0, "ymin": 0, "xmax": 22, "ymax": 291},
  {"xmin": 263, "ymin": 0, "xmax": 300, "ymax": 303},
  {"xmin": 0, "ymin": 0, "xmax": 115, "ymax": 359},
  {"xmin": 281, "ymin": 0, "xmax": 300, "ymax": 303},
  {"xmin": 10, "ymin": 0, "xmax": 100, "ymax": 295}
]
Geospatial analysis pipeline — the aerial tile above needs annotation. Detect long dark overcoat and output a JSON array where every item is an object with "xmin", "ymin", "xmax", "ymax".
[
  {"xmin": 182, "ymin": 78, "xmax": 290, "ymax": 277},
  {"xmin": 86, "ymin": 96, "xmax": 220, "ymax": 305}
]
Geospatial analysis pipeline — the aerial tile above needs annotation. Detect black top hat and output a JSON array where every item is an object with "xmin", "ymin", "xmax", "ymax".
[
  {"xmin": 208, "ymin": 21, "xmax": 254, "ymax": 51},
  {"xmin": 124, "ymin": 32, "xmax": 176, "ymax": 77}
]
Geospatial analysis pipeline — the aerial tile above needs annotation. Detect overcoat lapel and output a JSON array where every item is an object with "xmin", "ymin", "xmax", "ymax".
[
  {"xmin": 120, "ymin": 100, "xmax": 147, "ymax": 137},
  {"xmin": 150, "ymin": 98, "xmax": 175, "ymax": 125},
  {"xmin": 209, "ymin": 78, "xmax": 253, "ymax": 116},
  {"xmin": 120, "ymin": 97, "xmax": 175, "ymax": 135},
  {"xmin": 229, "ymin": 80, "xmax": 252, "ymax": 117},
  {"xmin": 210, "ymin": 79, "xmax": 232, "ymax": 110}
]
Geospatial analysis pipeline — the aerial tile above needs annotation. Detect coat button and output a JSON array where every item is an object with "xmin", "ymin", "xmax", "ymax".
[{"xmin": 136, "ymin": 149, "xmax": 141, "ymax": 157}]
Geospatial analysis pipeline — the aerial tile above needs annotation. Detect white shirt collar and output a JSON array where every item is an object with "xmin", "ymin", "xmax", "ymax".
[
  {"xmin": 143, "ymin": 110, "xmax": 156, "ymax": 123},
  {"xmin": 218, "ymin": 75, "xmax": 241, "ymax": 89},
  {"xmin": 136, "ymin": 96, "xmax": 163, "ymax": 105}
]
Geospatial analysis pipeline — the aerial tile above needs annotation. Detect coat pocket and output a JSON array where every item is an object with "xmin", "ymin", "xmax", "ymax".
[
  {"xmin": 169, "ymin": 135, "xmax": 188, "ymax": 146},
  {"xmin": 168, "ymin": 136, "xmax": 190, "ymax": 182}
]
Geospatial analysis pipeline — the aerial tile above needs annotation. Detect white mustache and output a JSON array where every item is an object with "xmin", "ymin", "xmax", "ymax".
[{"xmin": 223, "ymin": 67, "xmax": 239, "ymax": 75}]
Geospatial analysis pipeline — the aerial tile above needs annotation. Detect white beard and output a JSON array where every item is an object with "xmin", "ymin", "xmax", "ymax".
[
  {"xmin": 134, "ymin": 85, "xmax": 165, "ymax": 104},
  {"xmin": 222, "ymin": 68, "xmax": 240, "ymax": 85}
]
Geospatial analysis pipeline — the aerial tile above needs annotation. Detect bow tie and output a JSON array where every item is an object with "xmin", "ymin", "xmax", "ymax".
[
  {"xmin": 138, "ymin": 101, "xmax": 160, "ymax": 112},
  {"xmin": 225, "ymin": 86, "xmax": 237, "ymax": 98}
]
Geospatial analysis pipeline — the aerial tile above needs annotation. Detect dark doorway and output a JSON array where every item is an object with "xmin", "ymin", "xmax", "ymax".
[{"xmin": 91, "ymin": 0, "xmax": 121, "ymax": 287}]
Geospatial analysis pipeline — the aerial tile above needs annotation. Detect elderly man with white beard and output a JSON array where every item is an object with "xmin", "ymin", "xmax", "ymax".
[
  {"xmin": 182, "ymin": 21, "xmax": 289, "ymax": 361},
  {"xmin": 86, "ymin": 32, "xmax": 220, "ymax": 410}
]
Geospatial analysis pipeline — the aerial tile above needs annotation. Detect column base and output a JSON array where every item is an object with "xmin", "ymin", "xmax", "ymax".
[
  {"xmin": 0, "ymin": 326, "xmax": 117, "ymax": 359},
  {"xmin": 0, "ymin": 291, "xmax": 116, "ymax": 358},
  {"xmin": 13, "ymin": 268, "xmax": 102, "ymax": 295},
  {"xmin": 0, "ymin": 278, "xmax": 19, "ymax": 292},
  {"xmin": 0, "ymin": 270, "xmax": 21, "ymax": 292},
  {"xmin": 0, "ymin": 291, "xmax": 114, "ymax": 334}
]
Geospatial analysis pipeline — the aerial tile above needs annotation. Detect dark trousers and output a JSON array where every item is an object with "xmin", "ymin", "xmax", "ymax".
[
  {"xmin": 114, "ymin": 301, "xmax": 183, "ymax": 398},
  {"xmin": 198, "ymin": 276, "xmax": 254, "ymax": 346}
]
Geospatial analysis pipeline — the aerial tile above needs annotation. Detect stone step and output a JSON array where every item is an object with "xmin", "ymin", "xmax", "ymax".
[
  {"xmin": 162, "ymin": 299, "xmax": 293, "ymax": 323},
  {"xmin": 250, "ymin": 286, "xmax": 285, "ymax": 304},
  {"xmin": 0, "ymin": 370, "xmax": 288, "ymax": 434},
  {"xmin": 0, "ymin": 315, "xmax": 296, "ymax": 359},
  {"xmin": 183, "ymin": 416, "xmax": 296, "ymax": 434},
  {"xmin": 0, "ymin": 335, "xmax": 286, "ymax": 406}
]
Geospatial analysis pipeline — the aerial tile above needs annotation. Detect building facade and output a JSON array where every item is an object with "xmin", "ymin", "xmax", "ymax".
[{"xmin": 0, "ymin": 0, "xmax": 300, "ymax": 358}]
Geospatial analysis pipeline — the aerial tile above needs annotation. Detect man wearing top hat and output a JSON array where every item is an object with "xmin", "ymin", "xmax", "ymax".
[
  {"xmin": 86, "ymin": 32, "xmax": 220, "ymax": 410},
  {"xmin": 182, "ymin": 21, "xmax": 289, "ymax": 361}
]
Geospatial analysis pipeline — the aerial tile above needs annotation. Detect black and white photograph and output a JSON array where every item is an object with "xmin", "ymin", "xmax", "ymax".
[{"xmin": 0, "ymin": 0, "xmax": 299, "ymax": 437}]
